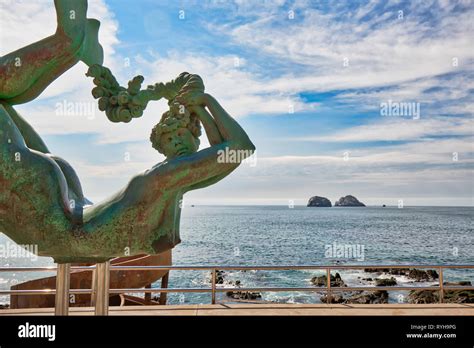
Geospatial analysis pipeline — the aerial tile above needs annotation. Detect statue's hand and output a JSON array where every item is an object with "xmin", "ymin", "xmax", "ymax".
[{"xmin": 175, "ymin": 90, "xmax": 207, "ymax": 107}]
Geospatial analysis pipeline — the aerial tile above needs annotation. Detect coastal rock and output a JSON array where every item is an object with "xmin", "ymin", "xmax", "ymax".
[
  {"xmin": 345, "ymin": 290, "xmax": 388, "ymax": 304},
  {"xmin": 320, "ymin": 294, "xmax": 345, "ymax": 303},
  {"xmin": 307, "ymin": 196, "xmax": 332, "ymax": 207},
  {"xmin": 321, "ymin": 290, "xmax": 389, "ymax": 304},
  {"xmin": 407, "ymin": 269, "xmax": 438, "ymax": 282},
  {"xmin": 408, "ymin": 281, "xmax": 473, "ymax": 304},
  {"xmin": 334, "ymin": 195, "xmax": 365, "ymax": 207},
  {"xmin": 407, "ymin": 290, "xmax": 438, "ymax": 304},
  {"xmin": 375, "ymin": 277, "xmax": 397, "ymax": 286},
  {"xmin": 225, "ymin": 279, "xmax": 262, "ymax": 300},
  {"xmin": 364, "ymin": 268, "xmax": 438, "ymax": 282},
  {"xmin": 225, "ymin": 290, "xmax": 262, "ymax": 300},
  {"xmin": 311, "ymin": 272, "xmax": 346, "ymax": 287},
  {"xmin": 209, "ymin": 270, "xmax": 226, "ymax": 284}
]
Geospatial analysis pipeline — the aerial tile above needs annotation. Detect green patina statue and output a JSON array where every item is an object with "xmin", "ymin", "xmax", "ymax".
[{"xmin": 0, "ymin": 0, "xmax": 255, "ymax": 263}]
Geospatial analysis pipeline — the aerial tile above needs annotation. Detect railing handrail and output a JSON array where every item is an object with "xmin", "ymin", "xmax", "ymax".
[
  {"xmin": 0, "ymin": 264, "xmax": 473, "ymax": 272},
  {"xmin": 1, "ymin": 285, "xmax": 473, "ymax": 296}
]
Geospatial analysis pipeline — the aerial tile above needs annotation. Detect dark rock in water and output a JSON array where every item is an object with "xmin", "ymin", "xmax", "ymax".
[
  {"xmin": 408, "ymin": 269, "xmax": 438, "ymax": 281},
  {"xmin": 375, "ymin": 277, "xmax": 397, "ymax": 286},
  {"xmin": 210, "ymin": 270, "xmax": 226, "ymax": 284},
  {"xmin": 444, "ymin": 290, "xmax": 474, "ymax": 303},
  {"xmin": 364, "ymin": 268, "xmax": 388, "ymax": 273},
  {"xmin": 345, "ymin": 290, "xmax": 388, "ymax": 304},
  {"xmin": 447, "ymin": 281, "xmax": 471, "ymax": 286},
  {"xmin": 382, "ymin": 204, "xmax": 386, "ymax": 207},
  {"xmin": 307, "ymin": 196, "xmax": 332, "ymax": 207},
  {"xmin": 225, "ymin": 279, "xmax": 262, "ymax": 300},
  {"xmin": 334, "ymin": 195, "xmax": 365, "ymax": 207},
  {"xmin": 226, "ymin": 290, "xmax": 262, "ymax": 300},
  {"xmin": 311, "ymin": 272, "xmax": 346, "ymax": 287},
  {"xmin": 364, "ymin": 268, "xmax": 438, "ymax": 282},
  {"xmin": 408, "ymin": 290, "xmax": 438, "ymax": 304},
  {"xmin": 320, "ymin": 294, "xmax": 345, "ymax": 303},
  {"xmin": 320, "ymin": 290, "xmax": 389, "ymax": 304},
  {"xmin": 408, "ymin": 281, "xmax": 473, "ymax": 304}
]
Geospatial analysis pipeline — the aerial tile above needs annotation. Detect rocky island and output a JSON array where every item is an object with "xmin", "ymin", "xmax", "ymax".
[
  {"xmin": 334, "ymin": 195, "xmax": 366, "ymax": 207},
  {"xmin": 307, "ymin": 196, "xmax": 332, "ymax": 207}
]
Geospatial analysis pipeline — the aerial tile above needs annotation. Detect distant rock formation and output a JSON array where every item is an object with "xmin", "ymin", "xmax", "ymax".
[
  {"xmin": 307, "ymin": 196, "xmax": 332, "ymax": 207},
  {"xmin": 334, "ymin": 195, "xmax": 366, "ymax": 207}
]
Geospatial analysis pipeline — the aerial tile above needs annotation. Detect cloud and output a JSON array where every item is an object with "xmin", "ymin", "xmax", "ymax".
[
  {"xmin": 135, "ymin": 51, "xmax": 315, "ymax": 117},
  {"xmin": 296, "ymin": 117, "xmax": 474, "ymax": 142},
  {"xmin": 209, "ymin": 0, "xmax": 474, "ymax": 104}
]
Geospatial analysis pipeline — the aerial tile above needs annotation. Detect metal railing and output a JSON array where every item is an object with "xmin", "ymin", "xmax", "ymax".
[{"xmin": 0, "ymin": 264, "xmax": 473, "ymax": 315}]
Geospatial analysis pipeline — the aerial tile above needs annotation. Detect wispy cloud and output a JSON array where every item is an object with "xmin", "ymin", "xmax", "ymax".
[{"xmin": 293, "ymin": 117, "xmax": 473, "ymax": 142}]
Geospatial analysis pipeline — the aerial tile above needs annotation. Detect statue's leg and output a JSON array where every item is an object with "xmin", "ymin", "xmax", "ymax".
[
  {"xmin": 0, "ymin": 0, "xmax": 103, "ymax": 105},
  {"xmin": 0, "ymin": 103, "xmax": 76, "ymax": 233},
  {"xmin": 2, "ymin": 103, "xmax": 90, "ymax": 207},
  {"xmin": 1, "ymin": 103, "xmax": 50, "ymax": 153}
]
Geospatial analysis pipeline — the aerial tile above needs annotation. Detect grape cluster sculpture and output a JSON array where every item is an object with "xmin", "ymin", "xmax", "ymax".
[{"xmin": 86, "ymin": 64, "xmax": 205, "ymax": 123}]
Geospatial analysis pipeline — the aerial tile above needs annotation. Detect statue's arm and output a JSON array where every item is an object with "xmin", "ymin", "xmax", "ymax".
[
  {"xmin": 0, "ymin": 0, "xmax": 103, "ymax": 105},
  {"xmin": 190, "ymin": 105, "xmax": 223, "ymax": 146},
  {"xmin": 181, "ymin": 106, "xmax": 228, "ymax": 191}
]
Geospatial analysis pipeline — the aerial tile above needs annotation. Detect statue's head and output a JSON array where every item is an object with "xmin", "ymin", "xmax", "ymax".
[{"xmin": 150, "ymin": 101, "xmax": 201, "ymax": 159}]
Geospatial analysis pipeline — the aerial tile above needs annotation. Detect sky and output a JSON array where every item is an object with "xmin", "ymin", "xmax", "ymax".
[{"xmin": 1, "ymin": 0, "xmax": 473, "ymax": 206}]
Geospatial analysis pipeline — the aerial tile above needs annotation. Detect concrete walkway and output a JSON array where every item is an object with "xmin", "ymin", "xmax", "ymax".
[{"xmin": 1, "ymin": 303, "xmax": 473, "ymax": 316}]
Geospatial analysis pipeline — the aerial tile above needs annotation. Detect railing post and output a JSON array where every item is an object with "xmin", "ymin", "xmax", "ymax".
[
  {"xmin": 326, "ymin": 268, "xmax": 331, "ymax": 304},
  {"xmin": 439, "ymin": 267, "xmax": 444, "ymax": 303},
  {"xmin": 95, "ymin": 261, "xmax": 110, "ymax": 315},
  {"xmin": 90, "ymin": 266, "xmax": 97, "ymax": 306},
  {"xmin": 144, "ymin": 283, "xmax": 152, "ymax": 304},
  {"xmin": 159, "ymin": 271, "xmax": 169, "ymax": 305},
  {"xmin": 211, "ymin": 269, "xmax": 216, "ymax": 305},
  {"xmin": 55, "ymin": 263, "xmax": 71, "ymax": 316}
]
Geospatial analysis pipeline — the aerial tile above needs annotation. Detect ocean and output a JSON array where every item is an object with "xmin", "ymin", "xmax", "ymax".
[{"xmin": 1, "ymin": 206, "xmax": 473, "ymax": 305}]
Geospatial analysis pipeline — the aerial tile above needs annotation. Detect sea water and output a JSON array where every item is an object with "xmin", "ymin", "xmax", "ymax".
[
  {"xmin": 0, "ymin": 206, "xmax": 472, "ymax": 305},
  {"xmin": 167, "ymin": 205, "xmax": 474, "ymax": 304}
]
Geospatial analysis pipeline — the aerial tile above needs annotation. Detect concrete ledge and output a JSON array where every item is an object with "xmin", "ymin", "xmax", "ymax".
[{"xmin": 1, "ymin": 303, "xmax": 473, "ymax": 316}]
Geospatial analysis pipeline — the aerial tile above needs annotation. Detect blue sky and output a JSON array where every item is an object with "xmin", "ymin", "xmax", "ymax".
[{"xmin": 1, "ymin": 0, "xmax": 473, "ymax": 205}]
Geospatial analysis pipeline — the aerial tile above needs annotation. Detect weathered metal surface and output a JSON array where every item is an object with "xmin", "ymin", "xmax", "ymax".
[{"xmin": 0, "ymin": 0, "xmax": 255, "ymax": 263}]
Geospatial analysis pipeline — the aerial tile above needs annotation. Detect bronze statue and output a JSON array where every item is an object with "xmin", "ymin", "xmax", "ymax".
[{"xmin": 0, "ymin": 0, "xmax": 255, "ymax": 263}]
